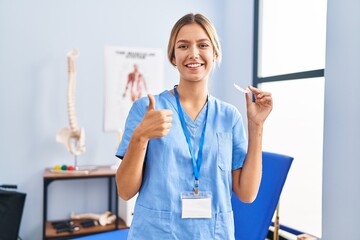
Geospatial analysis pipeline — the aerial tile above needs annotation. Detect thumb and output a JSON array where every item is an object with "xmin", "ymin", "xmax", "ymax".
[
  {"xmin": 147, "ymin": 94, "xmax": 156, "ymax": 111},
  {"xmin": 245, "ymin": 88, "xmax": 253, "ymax": 107}
]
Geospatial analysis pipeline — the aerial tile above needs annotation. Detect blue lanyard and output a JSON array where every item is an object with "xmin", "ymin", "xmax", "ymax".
[{"xmin": 174, "ymin": 86, "xmax": 208, "ymax": 193}]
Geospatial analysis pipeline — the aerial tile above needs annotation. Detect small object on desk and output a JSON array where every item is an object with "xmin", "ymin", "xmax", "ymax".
[
  {"xmin": 67, "ymin": 165, "xmax": 75, "ymax": 171},
  {"xmin": 50, "ymin": 165, "xmax": 90, "ymax": 174},
  {"xmin": 56, "ymin": 226, "xmax": 80, "ymax": 234},
  {"xmin": 51, "ymin": 220, "xmax": 74, "ymax": 229},
  {"xmin": 51, "ymin": 220, "xmax": 74, "ymax": 228},
  {"xmin": 51, "ymin": 220, "xmax": 80, "ymax": 234},
  {"xmin": 71, "ymin": 211, "xmax": 115, "ymax": 226},
  {"xmin": 50, "ymin": 164, "xmax": 101, "ymax": 174},
  {"xmin": 106, "ymin": 214, "xmax": 117, "ymax": 225},
  {"xmin": 80, "ymin": 219, "xmax": 98, "ymax": 228},
  {"xmin": 54, "ymin": 165, "xmax": 61, "ymax": 171}
]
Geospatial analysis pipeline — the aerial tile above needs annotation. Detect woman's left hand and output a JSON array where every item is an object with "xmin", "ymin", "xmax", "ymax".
[{"xmin": 245, "ymin": 85, "xmax": 273, "ymax": 126}]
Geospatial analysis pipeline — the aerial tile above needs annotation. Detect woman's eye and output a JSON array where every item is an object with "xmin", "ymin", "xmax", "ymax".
[
  {"xmin": 178, "ymin": 45, "xmax": 187, "ymax": 49},
  {"xmin": 200, "ymin": 43, "xmax": 210, "ymax": 48}
]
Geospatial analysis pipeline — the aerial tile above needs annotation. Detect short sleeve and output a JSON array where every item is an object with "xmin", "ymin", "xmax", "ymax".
[
  {"xmin": 115, "ymin": 98, "xmax": 147, "ymax": 159},
  {"xmin": 232, "ymin": 112, "xmax": 248, "ymax": 170}
]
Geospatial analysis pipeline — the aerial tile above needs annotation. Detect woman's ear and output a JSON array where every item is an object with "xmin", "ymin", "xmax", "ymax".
[
  {"xmin": 213, "ymin": 53, "xmax": 218, "ymax": 62},
  {"xmin": 172, "ymin": 57, "xmax": 177, "ymax": 66}
]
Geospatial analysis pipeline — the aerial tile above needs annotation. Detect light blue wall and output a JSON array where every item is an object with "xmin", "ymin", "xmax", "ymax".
[
  {"xmin": 0, "ymin": 1, "xmax": 232, "ymax": 238},
  {"xmin": 219, "ymin": 0, "xmax": 254, "ymax": 120},
  {"xmin": 322, "ymin": 0, "xmax": 360, "ymax": 238}
]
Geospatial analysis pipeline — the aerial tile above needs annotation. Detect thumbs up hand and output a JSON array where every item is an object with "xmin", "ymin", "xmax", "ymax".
[
  {"xmin": 147, "ymin": 94, "xmax": 156, "ymax": 112},
  {"xmin": 134, "ymin": 94, "xmax": 173, "ymax": 140}
]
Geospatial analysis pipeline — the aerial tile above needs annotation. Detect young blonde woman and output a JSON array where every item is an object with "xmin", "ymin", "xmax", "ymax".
[{"xmin": 116, "ymin": 13, "xmax": 273, "ymax": 240}]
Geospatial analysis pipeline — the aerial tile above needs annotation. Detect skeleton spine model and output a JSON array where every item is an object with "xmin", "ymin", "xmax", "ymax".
[{"xmin": 56, "ymin": 49, "xmax": 86, "ymax": 157}]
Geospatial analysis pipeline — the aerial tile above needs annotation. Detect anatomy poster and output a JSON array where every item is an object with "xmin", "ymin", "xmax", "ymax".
[{"xmin": 104, "ymin": 46, "xmax": 164, "ymax": 132}]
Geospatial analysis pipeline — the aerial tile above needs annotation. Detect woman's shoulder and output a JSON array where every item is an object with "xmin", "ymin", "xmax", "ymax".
[
  {"xmin": 210, "ymin": 96, "xmax": 244, "ymax": 127},
  {"xmin": 132, "ymin": 90, "xmax": 170, "ymax": 109},
  {"xmin": 210, "ymin": 95, "xmax": 240, "ymax": 115},
  {"xmin": 132, "ymin": 96, "xmax": 148, "ymax": 109}
]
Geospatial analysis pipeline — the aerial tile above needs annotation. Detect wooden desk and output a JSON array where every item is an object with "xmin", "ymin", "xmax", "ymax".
[{"xmin": 43, "ymin": 166, "xmax": 127, "ymax": 240}]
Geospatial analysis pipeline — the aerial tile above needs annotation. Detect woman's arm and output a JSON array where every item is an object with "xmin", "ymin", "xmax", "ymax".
[
  {"xmin": 116, "ymin": 94, "xmax": 172, "ymax": 200},
  {"xmin": 232, "ymin": 86, "xmax": 273, "ymax": 203},
  {"xmin": 232, "ymin": 122, "xmax": 263, "ymax": 203}
]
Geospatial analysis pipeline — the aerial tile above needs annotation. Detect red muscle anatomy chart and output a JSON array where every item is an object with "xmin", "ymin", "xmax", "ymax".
[
  {"xmin": 104, "ymin": 46, "xmax": 164, "ymax": 132},
  {"xmin": 122, "ymin": 64, "xmax": 148, "ymax": 102}
]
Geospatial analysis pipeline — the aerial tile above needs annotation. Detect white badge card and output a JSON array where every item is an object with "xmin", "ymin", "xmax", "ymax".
[{"xmin": 181, "ymin": 192, "xmax": 212, "ymax": 219}]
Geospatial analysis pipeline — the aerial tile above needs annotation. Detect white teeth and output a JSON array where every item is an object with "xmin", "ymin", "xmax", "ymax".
[{"xmin": 187, "ymin": 63, "xmax": 202, "ymax": 68}]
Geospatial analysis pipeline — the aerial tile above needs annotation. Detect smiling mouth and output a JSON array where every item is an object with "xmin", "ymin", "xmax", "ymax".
[{"xmin": 185, "ymin": 63, "xmax": 204, "ymax": 68}]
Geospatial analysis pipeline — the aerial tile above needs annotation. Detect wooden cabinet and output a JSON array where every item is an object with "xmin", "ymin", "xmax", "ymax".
[{"xmin": 43, "ymin": 166, "xmax": 127, "ymax": 239}]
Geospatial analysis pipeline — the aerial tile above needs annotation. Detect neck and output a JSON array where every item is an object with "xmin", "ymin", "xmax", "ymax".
[
  {"xmin": 176, "ymin": 81, "xmax": 208, "ymax": 104},
  {"xmin": 173, "ymin": 81, "xmax": 208, "ymax": 121}
]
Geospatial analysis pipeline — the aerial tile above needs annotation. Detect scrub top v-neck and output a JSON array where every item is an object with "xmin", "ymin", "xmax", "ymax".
[{"xmin": 116, "ymin": 90, "xmax": 248, "ymax": 240}]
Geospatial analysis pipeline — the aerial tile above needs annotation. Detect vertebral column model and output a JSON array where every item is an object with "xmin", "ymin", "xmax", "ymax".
[{"xmin": 56, "ymin": 49, "xmax": 86, "ymax": 156}]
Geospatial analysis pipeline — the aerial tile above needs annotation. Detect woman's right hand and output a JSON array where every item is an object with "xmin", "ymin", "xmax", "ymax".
[{"xmin": 134, "ymin": 94, "xmax": 173, "ymax": 140}]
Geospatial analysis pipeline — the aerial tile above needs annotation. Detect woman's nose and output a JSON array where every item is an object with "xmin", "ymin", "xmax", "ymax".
[{"xmin": 189, "ymin": 46, "xmax": 200, "ymax": 59}]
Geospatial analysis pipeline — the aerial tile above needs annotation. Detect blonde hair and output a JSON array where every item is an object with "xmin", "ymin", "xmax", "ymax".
[{"xmin": 167, "ymin": 13, "xmax": 222, "ymax": 66}]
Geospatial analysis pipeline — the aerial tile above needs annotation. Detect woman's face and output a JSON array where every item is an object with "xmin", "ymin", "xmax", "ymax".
[{"xmin": 172, "ymin": 23, "xmax": 215, "ymax": 83}]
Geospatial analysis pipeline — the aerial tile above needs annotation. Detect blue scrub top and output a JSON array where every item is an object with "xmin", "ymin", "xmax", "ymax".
[{"xmin": 116, "ymin": 90, "xmax": 248, "ymax": 240}]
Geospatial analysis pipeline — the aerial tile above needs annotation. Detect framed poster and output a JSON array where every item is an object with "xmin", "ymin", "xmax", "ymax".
[{"xmin": 104, "ymin": 46, "xmax": 164, "ymax": 132}]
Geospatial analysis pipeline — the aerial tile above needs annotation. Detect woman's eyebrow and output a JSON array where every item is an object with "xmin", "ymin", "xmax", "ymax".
[
  {"xmin": 197, "ymin": 38, "xmax": 211, "ymax": 42},
  {"xmin": 176, "ymin": 39, "xmax": 210, "ymax": 44},
  {"xmin": 176, "ymin": 39, "xmax": 189, "ymax": 44}
]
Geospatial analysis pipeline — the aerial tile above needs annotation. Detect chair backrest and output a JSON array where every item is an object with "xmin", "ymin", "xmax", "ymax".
[
  {"xmin": 0, "ymin": 189, "xmax": 26, "ymax": 240},
  {"xmin": 232, "ymin": 151, "xmax": 294, "ymax": 240}
]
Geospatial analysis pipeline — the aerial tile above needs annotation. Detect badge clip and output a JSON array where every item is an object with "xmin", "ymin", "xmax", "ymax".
[{"xmin": 194, "ymin": 180, "xmax": 199, "ymax": 195}]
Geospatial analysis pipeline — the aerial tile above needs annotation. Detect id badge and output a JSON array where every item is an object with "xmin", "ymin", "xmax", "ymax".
[{"xmin": 181, "ymin": 191, "xmax": 212, "ymax": 218}]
